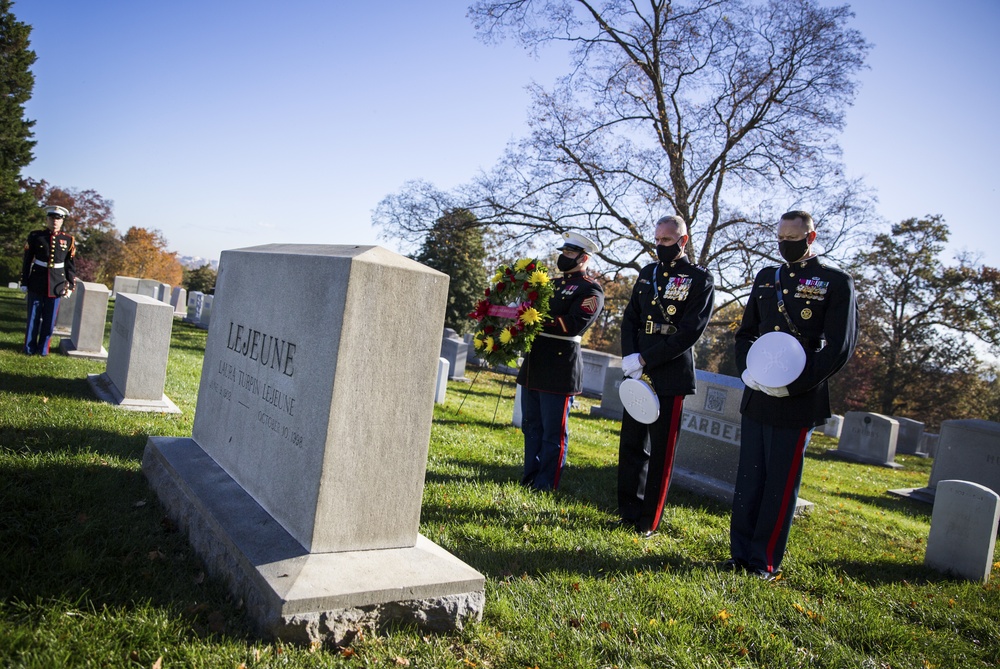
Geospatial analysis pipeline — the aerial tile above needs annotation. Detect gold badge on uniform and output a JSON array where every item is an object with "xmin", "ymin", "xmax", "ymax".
[
  {"xmin": 801, "ymin": 308, "xmax": 813, "ymax": 320},
  {"xmin": 666, "ymin": 305, "xmax": 677, "ymax": 315}
]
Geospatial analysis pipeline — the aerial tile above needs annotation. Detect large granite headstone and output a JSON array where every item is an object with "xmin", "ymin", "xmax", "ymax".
[
  {"xmin": 891, "ymin": 420, "xmax": 1000, "ymax": 503},
  {"xmin": 112, "ymin": 275, "xmax": 140, "ymax": 297},
  {"xmin": 920, "ymin": 432, "xmax": 940, "ymax": 458},
  {"xmin": 170, "ymin": 286, "xmax": 187, "ymax": 315},
  {"xmin": 52, "ymin": 288, "xmax": 78, "ymax": 336},
  {"xmin": 137, "ymin": 278, "xmax": 161, "ymax": 299},
  {"xmin": 58, "ymin": 281, "xmax": 110, "ymax": 361},
  {"xmin": 581, "ymin": 349, "xmax": 615, "ymax": 398},
  {"xmin": 830, "ymin": 412, "xmax": 902, "ymax": 469},
  {"xmin": 141, "ymin": 244, "xmax": 483, "ymax": 645},
  {"xmin": 671, "ymin": 371, "xmax": 813, "ymax": 513},
  {"xmin": 440, "ymin": 332, "xmax": 469, "ymax": 381},
  {"xmin": 893, "ymin": 416, "xmax": 926, "ymax": 456},
  {"xmin": 590, "ymin": 362, "xmax": 624, "ymax": 420},
  {"xmin": 198, "ymin": 294, "xmax": 213, "ymax": 329},
  {"xmin": 87, "ymin": 293, "xmax": 179, "ymax": 413},
  {"xmin": 925, "ymin": 480, "xmax": 1000, "ymax": 583},
  {"xmin": 187, "ymin": 291, "xmax": 204, "ymax": 323}
]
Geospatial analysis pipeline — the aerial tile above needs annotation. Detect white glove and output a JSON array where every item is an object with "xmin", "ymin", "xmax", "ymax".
[
  {"xmin": 626, "ymin": 366, "xmax": 644, "ymax": 380},
  {"xmin": 622, "ymin": 353, "xmax": 643, "ymax": 378},
  {"xmin": 741, "ymin": 368, "xmax": 763, "ymax": 392},
  {"xmin": 760, "ymin": 384, "xmax": 789, "ymax": 398}
]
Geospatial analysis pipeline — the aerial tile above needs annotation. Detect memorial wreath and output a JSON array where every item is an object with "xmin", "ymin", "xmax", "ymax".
[{"xmin": 468, "ymin": 257, "xmax": 554, "ymax": 367}]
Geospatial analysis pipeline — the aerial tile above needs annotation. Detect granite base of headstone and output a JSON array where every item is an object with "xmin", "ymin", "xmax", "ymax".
[
  {"xmin": 823, "ymin": 414, "xmax": 843, "ymax": 439},
  {"xmin": 87, "ymin": 293, "xmax": 179, "ymax": 413},
  {"xmin": 893, "ymin": 416, "xmax": 926, "ymax": 456},
  {"xmin": 141, "ymin": 244, "xmax": 483, "ymax": 645},
  {"xmin": 52, "ymin": 288, "xmax": 78, "ymax": 336},
  {"xmin": 441, "ymin": 333, "xmax": 469, "ymax": 381},
  {"xmin": 890, "ymin": 419, "xmax": 1000, "ymax": 504},
  {"xmin": 924, "ymin": 480, "xmax": 1000, "ymax": 583},
  {"xmin": 58, "ymin": 281, "xmax": 110, "ymax": 361},
  {"xmin": 581, "ymin": 349, "xmax": 615, "ymax": 398},
  {"xmin": 828, "ymin": 411, "xmax": 902, "ymax": 469},
  {"xmin": 590, "ymin": 362, "xmax": 624, "ymax": 421},
  {"xmin": 435, "ymin": 358, "xmax": 449, "ymax": 404},
  {"xmin": 112, "ymin": 275, "xmax": 140, "ymax": 298},
  {"xmin": 672, "ymin": 370, "xmax": 814, "ymax": 514}
]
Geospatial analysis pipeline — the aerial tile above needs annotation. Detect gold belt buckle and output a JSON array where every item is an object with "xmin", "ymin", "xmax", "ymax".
[{"xmin": 645, "ymin": 321, "xmax": 655, "ymax": 335}]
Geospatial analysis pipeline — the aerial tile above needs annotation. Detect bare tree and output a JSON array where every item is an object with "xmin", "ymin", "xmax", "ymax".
[{"xmin": 374, "ymin": 0, "xmax": 874, "ymax": 297}]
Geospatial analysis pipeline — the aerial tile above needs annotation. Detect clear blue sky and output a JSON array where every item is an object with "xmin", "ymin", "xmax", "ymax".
[{"xmin": 16, "ymin": 0, "xmax": 1000, "ymax": 268}]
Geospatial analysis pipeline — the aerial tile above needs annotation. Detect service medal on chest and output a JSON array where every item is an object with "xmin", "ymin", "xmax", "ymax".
[{"xmin": 801, "ymin": 308, "xmax": 813, "ymax": 320}]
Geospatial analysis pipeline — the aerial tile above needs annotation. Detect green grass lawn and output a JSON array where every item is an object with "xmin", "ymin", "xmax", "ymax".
[{"xmin": 0, "ymin": 286, "xmax": 997, "ymax": 668}]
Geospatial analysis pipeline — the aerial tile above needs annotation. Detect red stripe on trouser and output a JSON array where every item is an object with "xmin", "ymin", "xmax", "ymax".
[
  {"xmin": 551, "ymin": 395, "xmax": 572, "ymax": 489},
  {"xmin": 764, "ymin": 427, "xmax": 810, "ymax": 573},
  {"xmin": 650, "ymin": 395, "xmax": 685, "ymax": 530}
]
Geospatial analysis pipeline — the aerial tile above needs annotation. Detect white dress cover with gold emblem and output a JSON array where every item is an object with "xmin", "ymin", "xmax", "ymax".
[
  {"xmin": 746, "ymin": 331, "xmax": 807, "ymax": 387},
  {"xmin": 619, "ymin": 377, "xmax": 660, "ymax": 424}
]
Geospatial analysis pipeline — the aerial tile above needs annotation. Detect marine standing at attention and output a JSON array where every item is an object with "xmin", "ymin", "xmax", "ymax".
[
  {"xmin": 517, "ymin": 232, "xmax": 605, "ymax": 491},
  {"xmin": 725, "ymin": 210, "xmax": 858, "ymax": 580},
  {"xmin": 616, "ymin": 215, "xmax": 715, "ymax": 538},
  {"xmin": 21, "ymin": 204, "xmax": 77, "ymax": 356}
]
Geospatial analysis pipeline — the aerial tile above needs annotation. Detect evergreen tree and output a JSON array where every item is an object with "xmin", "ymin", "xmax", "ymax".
[
  {"xmin": 411, "ymin": 209, "xmax": 487, "ymax": 334},
  {"xmin": 0, "ymin": 0, "xmax": 41, "ymax": 283}
]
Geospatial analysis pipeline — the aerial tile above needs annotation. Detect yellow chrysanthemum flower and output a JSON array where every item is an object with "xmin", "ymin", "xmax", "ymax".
[
  {"xmin": 500, "ymin": 328, "xmax": 515, "ymax": 345},
  {"xmin": 484, "ymin": 336, "xmax": 495, "ymax": 352},
  {"xmin": 519, "ymin": 308, "xmax": 541, "ymax": 326},
  {"xmin": 492, "ymin": 270, "xmax": 503, "ymax": 284},
  {"xmin": 514, "ymin": 258, "xmax": 532, "ymax": 272},
  {"xmin": 529, "ymin": 270, "xmax": 549, "ymax": 285},
  {"xmin": 473, "ymin": 333, "xmax": 485, "ymax": 350}
]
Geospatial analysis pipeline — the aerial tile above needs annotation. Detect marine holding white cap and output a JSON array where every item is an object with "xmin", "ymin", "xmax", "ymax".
[
  {"xmin": 615, "ymin": 214, "xmax": 715, "ymax": 538},
  {"xmin": 20, "ymin": 203, "xmax": 78, "ymax": 355},
  {"xmin": 724, "ymin": 210, "xmax": 858, "ymax": 581},
  {"xmin": 516, "ymin": 231, "xmax": 604, "ymax": 491}
]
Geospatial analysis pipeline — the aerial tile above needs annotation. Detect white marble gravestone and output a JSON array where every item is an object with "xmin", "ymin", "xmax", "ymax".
[
  {"xmin": 141, "ymin": 244, "xmax": 483, "ymax": 645},
  {"xmin": 823, "ymin": 414, "xmax": 844, "ymax": 439},
  {"xmin": 87, "ymin": 293, "xmax": 179, "ymax": 413},
  {"xmin": 830, "ymin": 412, "xmax": 902, "ymax": 468},
  {"xmin": 891, "ymin": 420, "xmax": 1000, "ymax": 503},
  {"xmin": 58, "ymin": 281, "xmax": 110, "ymax": 360},
  {"xmin": 112, "ymin": 275, "xmax": 140, "ymax": 297},
  {"xmin": 925, "ymin": 480, "xmax": 1000, "ymax": 583},
  {"xmin": 893, "ymin": 416, "xmax": 926, "ymax": 456},
  {"xmin": 52, "ymin": 288, "xmax": 78, "ymax": 336},
  {"xmin": 673, "ymin": 370, "xmax": 814, "ymax": 512},
  {"xmin": 435, "ymin": 357, "xmax": 449, "ymax": 404},
  {"xmin": 170, "ymin": 286, "xmax": 187, "ymax": 315},
  {"xmin": 186, "ymin": 291, "xmax": 204, "ymax": 322},
  {"xmin": 440, "ymin": 333, "xmax": 468, "ymax": 381},
  {"xmin": 590, "ymin": 361, "xmax": 625, "ymax": 420},
  {"xmin": 198, "ymin": 294, "xmax": 213, "ymax": 328},
  {"xmin": 581, "ymin": 349, "xmax": 616, "ymax": 397},
  {"xmin": 137, "ymin": 278, "xmax": 161, "ymax": 299}
]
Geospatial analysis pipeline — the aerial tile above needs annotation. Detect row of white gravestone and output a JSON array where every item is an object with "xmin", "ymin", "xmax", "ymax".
[
  {"xmin": 112, "ymin": 275, "xmax": 188, "ymax": 317},
  {"xmin": 185, "ymin": 291, "xmax": 213, "ymax": 329},
  {"xmin": 823, "ymin": 413, "xmax": 938, "ymax": 463}
]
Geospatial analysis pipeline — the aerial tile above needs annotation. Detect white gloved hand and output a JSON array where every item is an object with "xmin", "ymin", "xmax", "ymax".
[
  {"xmin": 741, "ymin": 368, "xmax": 763, "ymax": 392},
  {"xmin": 621, "ymin": 352, "xmax": 643, "ymax": 378},
  {"xmin": 760, "ymin": 384, "xmax": 790, "ymax": 398},
  {"xmin": 626, "ymin": 366, "xmax": 644, "ymax": 380}
]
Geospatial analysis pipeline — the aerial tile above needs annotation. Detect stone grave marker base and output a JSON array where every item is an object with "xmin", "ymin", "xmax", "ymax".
[
  {"xmin": 143, "ymin": 437, "xmax": 484, "ymax": 645},
  {"xmin": 825, "ymin": 448, "xmax": 903, "ymax": 469},
  {"xmin": 59, "ymin": 338, "xmax": 108, "ymax": 361},
  {"xmin": 671, "ymin": 468, "xmax": 814, "ymax": 516},
  {"xmin": 87, "ymin": 373, "xmax": 180, "ymax": 414},
  {"xmin": 887, "ymin": 486, "xmax": 937, "ymax": 504}
]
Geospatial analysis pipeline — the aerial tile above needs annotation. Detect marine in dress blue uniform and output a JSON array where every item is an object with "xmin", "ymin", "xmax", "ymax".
[
  {"xmin": 727, "ymin": 210, "xmax": 858, "ymax": 579},
  {"xmin": 21, "ymin": 205, "xmax": 78, "ymax": 356},
  {"xmin": 516, "ymin": 232, "xmax": 605, "ymax": 491},
  {"xmin": 617, "ymin": 215, "xmax": 715, "ymax": 537}
]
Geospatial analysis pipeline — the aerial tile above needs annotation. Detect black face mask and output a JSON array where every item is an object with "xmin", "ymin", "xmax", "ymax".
[
  {"xmin": 557, "ymin": 253, "xmax": 580, "ymax": 272},
  {"xmin": 656, "ymin": 243, "xmax": 681, "ymax": 264},
  {"xmin": 778, "ymin": 237, "xmax": 810, "ymax": 263}
]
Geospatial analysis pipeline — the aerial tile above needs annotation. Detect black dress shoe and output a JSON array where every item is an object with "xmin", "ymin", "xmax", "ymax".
[
  {"xmin": 638, "ymin": 529, "xmax": 658, "ymax": 539},
  {"xmin": 752, "ymin": 569, "xmax": 781, "ymax": 582},
  {"xmin": 609, "ymin": 518, "xmax": 637, "ymax": 531},
  {"xmin": 718, "ymin": 558, "xmax": 746, "ymax": 572}
]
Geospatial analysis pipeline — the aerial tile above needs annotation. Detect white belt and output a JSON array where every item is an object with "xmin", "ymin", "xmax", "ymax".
[
  {"xmin": 538, "ymin": 332, "xmax": 582, "ymax": 343},
  {"xmin": 34, "ymin": 259, "xmax": 64, "ymax": 268}
]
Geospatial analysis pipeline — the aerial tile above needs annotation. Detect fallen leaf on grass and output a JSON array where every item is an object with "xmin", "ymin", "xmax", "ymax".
[
  {"xmin": 598, "ymin": 621, "xmax": 612, "ymax": 632},
  {"xmin": 714, "ymin": 609, "xmax": 731, "ymax": 621},
  {"xmin": 394, "ymin": 657, "xmax": 411, "ymax": 666},
  {"xmin": 341, "ymin": 648, "xmax": 355, "ymax": 658},
  {"xmin": 152, "ymin": 657, "xmax": 162, "ymax": 669},
  {"xmin": 41, "ymin": 397, "xmax": 48, "ymax": 403}
]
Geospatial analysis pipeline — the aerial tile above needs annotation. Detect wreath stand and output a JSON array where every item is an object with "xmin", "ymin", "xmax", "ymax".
[{"xmin": 456, "ymin": 363, "xmax": 516, "ymax": 428}]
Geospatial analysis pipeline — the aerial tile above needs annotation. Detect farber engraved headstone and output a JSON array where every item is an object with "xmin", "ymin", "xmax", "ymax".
[{"xmin": 142, "ymin": 244, "xmax": 484, "ymax": 644}]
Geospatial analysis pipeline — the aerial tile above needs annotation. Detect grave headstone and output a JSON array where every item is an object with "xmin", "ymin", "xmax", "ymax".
[
  {"xmin": 823, "ymin": 414, "xmax": 843, "ymax": 439},
  {"xmin": 581, "ymin": 349, "xmax": 616, "ymax": 398},
  {"xmin": 893, "ymin": 416, "xmax": 926, "ymax": 456},
  {"xmin": 830, "ymin": 412, "xmax": 902, "ymax": 468},
  {"xmin": 440, "ymin": 333, "xmax": 468, "ymax": 381},
  {"xmin": 920, "ymin": 432, "xmax": 940, "ymax": 458},
  {"xmin": 140, "ymin": 244, "xmax": 483, "ymax": 645},
  {"xmin": 590, "ymin": 362, "xmax": 625, "ymax": 421},
  {"xmin": 512, "ymin": 384, "xmax": 523, "ymax": 429},
  {"xmin": 435, "ymin": 358, "xmax": 449, "ymax": 404},
  {"xmin": 170, "ymin": 287, "xmax": 188, "ymax": 316},
  {"xmin": 187, "ymin": 291, "xmax": 204, "ymax": 323},
  {"xmin": 156, "ymin": 282, "xmax": 172, "ymax": 303},
  {"xmin": 463, "ymin": 333, "xmax": 482, "ymax": 367},
  {"xmin": 137, "ymin": 278, "xmax": 161, "ymax": 299},
  {"xmin": 891, "ymin": 420, "xmax": 1000, "ymax": 504},
  {"xmin": 198, "ymin": 294, "xmax": 213, "ymax": 328},
  {"xmin": 671, "ymin": 370, "xmax": 813, "ymax": 513},
  {"xmin": 87, "ymin": 293, "xmax": 179, "ymax": 413},
  {"xmin": 112, "ymin": 275, "xmax": 140, "ymax": 297},
  {"xmin": 924, "ymin": 480, "xmax": 1000, "ymax": 583},
  {"xmin": 58, "ymin": 281, "xmax": 110, "ymax": 360},
  {"xmin": 52, "ymin": 288, "xmax": 78, "ymax": 336},
  {"xmin": 7, "ymin": 282, "xmax": 18, "ymax": 289}
]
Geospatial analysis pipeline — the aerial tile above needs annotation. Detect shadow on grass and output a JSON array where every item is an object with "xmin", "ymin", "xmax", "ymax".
[
  {"xmin": 0, "ymin": 424, "xmax": 148, "ymax": 460},
  {"xmin": 832, "ymin": 491, "xmax": 933, "ymax": 518},
  {"xmin": 818, "ymin": 558, "xmax": 950, "ymax": 586},
  {"xmin": 0, "ymin": 370, "xmax": 95, "ymax": 401}
]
